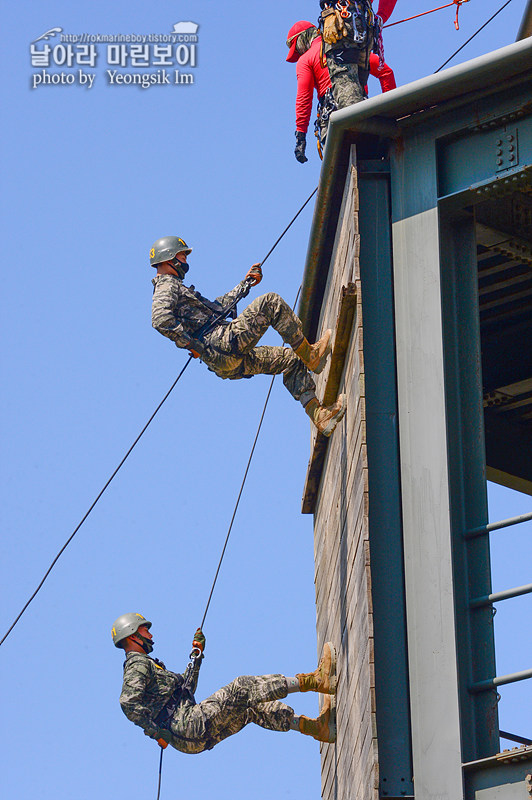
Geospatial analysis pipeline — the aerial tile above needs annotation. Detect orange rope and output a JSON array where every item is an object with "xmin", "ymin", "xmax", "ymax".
[{"xmin": 384, "ymin": 0, "xmax": 469, "ymax": 31}]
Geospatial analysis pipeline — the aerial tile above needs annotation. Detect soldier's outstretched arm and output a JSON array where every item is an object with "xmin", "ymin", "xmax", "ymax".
[
  {"xmin": 214, "ymin": 277, "xmax": 252, "ymax": 309},
  {"xmin": 185, "ymin": 628, "xmax": 205, "ymax": 693}
]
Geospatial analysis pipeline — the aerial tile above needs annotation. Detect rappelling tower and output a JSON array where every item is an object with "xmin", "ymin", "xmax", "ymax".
[{"xmin": 299, "ymin": 32, "xmax": 532, "ymax": 800}]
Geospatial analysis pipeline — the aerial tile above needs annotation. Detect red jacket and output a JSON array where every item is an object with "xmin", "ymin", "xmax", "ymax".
[
  {"xmin": 295, "ymin": 37, "xmax": 396, "ymax": 133},
  {"xmin": 374, "ymin": 0, "xmax": 398, "ymax": 24}
]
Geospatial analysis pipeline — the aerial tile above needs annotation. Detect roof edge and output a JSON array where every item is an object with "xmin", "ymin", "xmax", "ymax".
[{"xmin": 298, "ymin": 37, "xmax": 532, "ymax": 334}]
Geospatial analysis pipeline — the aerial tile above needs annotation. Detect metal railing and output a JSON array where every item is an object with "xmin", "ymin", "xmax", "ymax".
[
  {"xmin": 465, "ymin": 510, "xmax": 532, "ymax": 539},
  {"xmin": 465, "ymin": 511, "xmax": 531, "ymax": 696}
]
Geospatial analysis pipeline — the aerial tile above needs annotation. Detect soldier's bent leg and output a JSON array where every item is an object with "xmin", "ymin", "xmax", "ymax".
[
  {"xmin": 173, "ymin": 674, "xmax": 290, "ymax": 751},
  {"xmin": 225, "ymin": 293, "xmax": 305, "ymax": 353},
  {"xmin": 240, "ymin": 346, "xmax": 316, "ymax": 406},
  {"xmin": 247, "ymin": 700, "xmax": 295, "ymax": 732}
]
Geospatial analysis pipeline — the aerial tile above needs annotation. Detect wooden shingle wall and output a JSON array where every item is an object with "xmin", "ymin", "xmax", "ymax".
[{"xmin": 308, "ymin": 158, "xmax": 378, "ymax": 800}]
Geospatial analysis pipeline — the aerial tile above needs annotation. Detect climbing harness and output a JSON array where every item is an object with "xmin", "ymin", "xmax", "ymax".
[
  {"xmin": 153, "ymin": 650, "xmax": 201, "ymax": 730},
  {"xmin": 314, "ymin": 88, "xmax": 337, "ymax": 160},
  {"xmin": 319, "ymin": 1, "xmax": 375, "ymax": 46},
  {"xmin": 373, "ymin": 14, "xmax": 384, "ymax": 68},
  {"xmin": 383, "ymin": 0, "xmax": 470, "ymax": 32},
  {"xmin": 192, "ymin": 278, "xmax": 254, "ymax": 344},
  {"xmin": 0, "ymin": 186, "xmax": 318, "ymax": 649}
]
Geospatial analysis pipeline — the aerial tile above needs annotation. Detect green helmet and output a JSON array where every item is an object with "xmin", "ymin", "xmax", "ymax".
[
  {"xmin": 149, "ymin": 236, "xmax": 192, "ymax": 267},
  {"xmin": 111, "ymin": 612, "xmax": 152, "ymax": 648}
]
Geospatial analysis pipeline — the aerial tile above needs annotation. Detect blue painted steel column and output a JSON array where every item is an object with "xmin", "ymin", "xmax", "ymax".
[
  {"xmin": 439, "ymin": 209, "xmax": 499, "ymax": 760},
  {"xmin": 359, "ymin": 159, "xmax": 413, "ymax": 798}
]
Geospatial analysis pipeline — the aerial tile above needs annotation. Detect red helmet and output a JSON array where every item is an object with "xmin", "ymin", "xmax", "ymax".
[{"xmin": 286, "ymin": 20, "xmax": 316, "ymax": 63}]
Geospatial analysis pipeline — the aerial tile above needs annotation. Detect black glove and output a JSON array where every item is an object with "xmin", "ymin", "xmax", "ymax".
[{"xmin": 294, "ymin": 131, "xmax": 308, "ymax": 164}]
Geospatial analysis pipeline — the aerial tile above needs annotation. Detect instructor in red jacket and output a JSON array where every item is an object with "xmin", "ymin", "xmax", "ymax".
[{"xmin": 286, "ymin": 0, "xmax": 397, "ymax": 163}]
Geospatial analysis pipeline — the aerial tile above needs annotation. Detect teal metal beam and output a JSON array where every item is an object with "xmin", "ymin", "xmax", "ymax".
[
  {"xmin": 439, "ymin": 209, "xmax": 499, "ymax": 760},
  {"xmin": 358, "ymin": 158, "xmax": 413, "ymax": 798}
]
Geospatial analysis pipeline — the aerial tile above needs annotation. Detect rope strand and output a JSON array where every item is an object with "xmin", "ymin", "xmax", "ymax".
[
  {"xmin": 384, "ymin": 1, "xmax": 466, "ymax": 29},
  {"xmin": 155, "ymin": 748, "xmax": 164, "ymax": 800},
  {"xmin": 199, "ymin": 285, "xmax": 302, "ymax": 631},
  {"xmin": 434, "ymin": 0, "xmax": 513, "ymax": 72},
  {"xmin": 0, "ymin": 358, "xmax": 192, "ymax": 647}
]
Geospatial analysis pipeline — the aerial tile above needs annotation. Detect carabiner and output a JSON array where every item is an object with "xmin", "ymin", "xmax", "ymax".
[{"xmin": 336, "ymin": 1, "xmax": 351, "ymax": 19}]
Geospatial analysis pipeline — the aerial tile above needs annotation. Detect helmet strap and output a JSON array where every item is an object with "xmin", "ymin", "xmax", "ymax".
[
  {"xmin": 169, "ymin": 256, "xmax": 189, "ymax": 280},
  {"xmin": 133, "ymin": 632, "xmax": 154, "ymax": 654}
]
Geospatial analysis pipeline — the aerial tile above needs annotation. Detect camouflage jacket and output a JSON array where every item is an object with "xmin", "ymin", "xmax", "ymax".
[
  {"xmin": 151, "ymin": 274, "xmax": 250, "ymax": 348},
  {"xmin": 119, "ymin": 652, "xmax": 201, "ymax": 734}
]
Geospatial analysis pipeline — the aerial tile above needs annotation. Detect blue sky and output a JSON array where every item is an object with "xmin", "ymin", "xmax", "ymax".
[{"xmin": 1, "ymin": 1, "xmax": 530, "ymax": 798}]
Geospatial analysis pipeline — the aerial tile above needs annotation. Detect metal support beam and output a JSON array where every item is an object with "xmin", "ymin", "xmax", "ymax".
[
  {"xmin": 500, "ymin": 731, "xmax": 532, "ymax": 746},
  {"xmin": 439, "ymin": 209, "xmax": 499, "ymax": 760},
  {"xmin": 392, "ymin": 197, "xmax": 464, "ymax": 797},
  {"xmin": 358, "ymin": 159, "xmax": 413, "ymax": 798}
]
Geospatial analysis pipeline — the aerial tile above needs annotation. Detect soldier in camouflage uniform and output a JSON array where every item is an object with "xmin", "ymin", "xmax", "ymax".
[
  {"xmin": 319, "ymin": 0, "xmax": 397, "ymax": 111},
  {"xmin": 112, "ymin": 613, "xmax": 337, "ymax": 752},
  {"xmin": 150, "ymin": 236, "xmax": 346, "ymax": 437}
]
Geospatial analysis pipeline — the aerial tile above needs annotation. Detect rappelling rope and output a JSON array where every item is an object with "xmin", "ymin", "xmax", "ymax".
[
  {"xmin": 434, "ymin": 0, "xmax": 513, "ymax": 72},
  {"xmin": 187, "ymin": 181, "xmax": 316, "ymax": 630},
  {"xmin": 0, "ymin": 186, "xmax": 318, "ymax": 649},
  {"xmin": 384, "ymin": 0, "xmax": 470, "ymax": 31},
  {"xmin": 198, "ymin": 285, "xmax": 303, "ymax": 633},
  {"xmin": 195, "ymin": 188, "xmax": 318, "ymax": 630},
  {"xmin": 0, "ymin": 357, "xmax": 191, "ymax": 648},
  {"xmin": 156, "ymin": 747, "xmax": 164, "ymax": 800}
]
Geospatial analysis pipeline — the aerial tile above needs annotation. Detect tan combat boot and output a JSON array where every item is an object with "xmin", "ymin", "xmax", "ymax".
[
  {"xmin": 299, "ymin": 694, "xmax": 336, "ymax": 743},
  {"xmin": 304, "ymin": 395, "xmax": 347, "ymax": 437},
  {"xmin": 294, "ymin": 329, "xmax": 332, "ymax": 374},
  {"xmin": 296, "ymin": 642, "xmax": 337, "ymax": 694}
]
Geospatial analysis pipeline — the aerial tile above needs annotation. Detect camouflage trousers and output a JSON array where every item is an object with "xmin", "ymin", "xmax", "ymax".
[
  {"xmin": 166, "ymin": 674, "xmax": 293, "ymax": 754},
  {"xmin": 326, "ymin": 43, "xmax": 371, "ymax": 111},
  {"xmin": 202, "ymin": 292, "xmax": 316, "ymax": 406}
]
